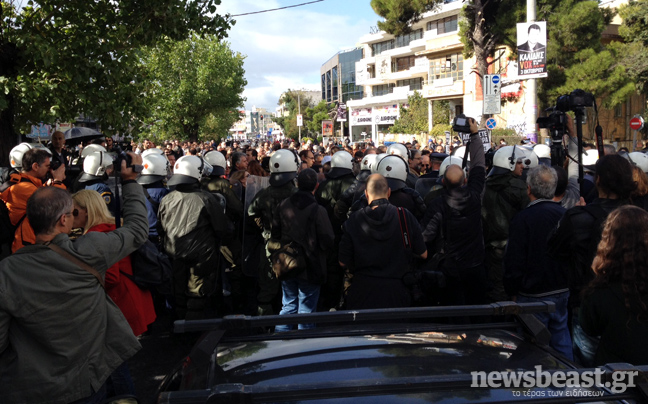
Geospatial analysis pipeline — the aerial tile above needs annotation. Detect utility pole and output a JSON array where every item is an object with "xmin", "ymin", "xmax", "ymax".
[{"xmin": 526, "ymin": 0, "xmax": 538, "ymax": 142}]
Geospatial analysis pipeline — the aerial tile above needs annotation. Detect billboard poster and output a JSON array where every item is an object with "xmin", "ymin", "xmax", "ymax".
[
  {"xmin": 322, "ymin": 120, "xmax": 334, "ymax": 137},
  {"xmin": 517, "ymin": 21, "xmax": 548, "ymax": 78},
  {"xmin": 375, "ymin": 55, "xmax": 391, "ymax": 80},
  {"xmin": 350, "ymin": 108, "xmax": 373, "ymax": 126},
  {"xmin": 373, "ymin": 104, "xmax": 400, "ymax": 125},
  {"xmin": 337, "ymin": 103, "xmax": 347, "ymax": 122}
]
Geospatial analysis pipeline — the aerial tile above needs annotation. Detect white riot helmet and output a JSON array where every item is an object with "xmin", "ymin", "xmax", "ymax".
[
  {"xmin": 331, "ymin": 150, "xmax": 354, "ymax": 170},
  {"xmin": 360, "ymin": 154, "xmax": 379, "ymax": 172},
  {"xmin": 582, "ymin": 149, "xmax": 599, "ymax": 172},
  {"xmin": 628, "ymin": 152, "xmax": 648, "ymax": 174},
  {"xmin": 376, "ymin": 154, "xmax": 408, "ymax": 190},
  {"xmin": 79, "ymin": 151, "xmax": 114, "ymax": 182},
  {"xmin": 203, "ymin": 150, "xmax": 227, "ymax": 177},
  {"xmin": 167, "ymin": 155, "xmax": 212, "ymax": 186},
  {"xmin": 533, "ymin": 144, "xmax": 552, "ymax": 166},
  {"xmin": 489, "ymin": 145, "xmax": 526, "ymax": 176},
  {"xmin": 80, "ymin": 144, "xmax": 106, "ymax": 158},
  {"xmin": 386, "ymin": 143, "xmax": 409, "ymax": 160},
  {"xmin": 439, "ymin": 156, "xmax": 465, "ymax": 177},
  {"xmin": 137, "ymin": 153, "xmax": 170, "ymax": 185},
  {"xmin": 269, "ymin": 149, "xmax": 299, "ymax": 186},
  {"xmin": 371, "ymin": 153, "xmax": 388, "ymax": 174},
  {"xmin": 452, "ymin": 146, "xmax": 466, "ymax": 160},
  {"xmin": 9, "ymin": 142, "xmax": 51, "ymax": 169},
  {"xmin": 142, "ymin": 148, "xmax": 164, "ymax": 157},
  {"xmin": 518, "ymin": 147, "xmax": 539, "ymax": 170}
]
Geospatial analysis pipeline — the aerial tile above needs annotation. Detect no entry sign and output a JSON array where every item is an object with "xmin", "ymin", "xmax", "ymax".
[{"xmin": 630, "ymin": 116, "xmax": 644, "ymax": 131}]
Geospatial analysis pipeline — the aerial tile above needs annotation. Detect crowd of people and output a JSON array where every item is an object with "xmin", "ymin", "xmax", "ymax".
[{"xmin": 1, "ymin": 118, "xmax": 648, "ymax": 402}]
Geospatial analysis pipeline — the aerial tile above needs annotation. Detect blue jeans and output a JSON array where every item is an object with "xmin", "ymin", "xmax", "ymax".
[
  {"xmin": 108, "ymin": 361, "xmax": 136, "ymax": 396},
  {"xmin": 517, "ymin": 292, "xmax": 574, "ymax": 360},
  {"xmin": 572, "ymin": 310, "xmax": 599, "ymax": 367},
  {"xmin": 275, "ymin": 279, "xmax": 320, "ymax": 332}
]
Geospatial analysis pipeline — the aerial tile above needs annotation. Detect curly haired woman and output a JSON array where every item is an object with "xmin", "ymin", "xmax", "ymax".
[{"xmin": 580, "ymin": 205, "xmax": 648, "ymax": 366}]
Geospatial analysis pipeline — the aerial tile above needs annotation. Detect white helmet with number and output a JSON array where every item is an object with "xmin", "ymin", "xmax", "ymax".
[
  {"xmin": 360, "ymin": 154, "xmax": 379, "ymax": 172},
  {"xmin": 439, "ymin": 156, "xmax": 465, "ymax": 177},
  {"xmin": 9, "ymin": 142, "xmax": 51, "ymax": 169},
  {"xmin": 628, "ymin": 152, "xmax": 648, "ymax": 174},
  {"xmin": 269, "ymin": 149, "xmax": 300, "ymax": 186},
  {"xmin": 518, "ymin": 146, "xmax": 539, "ymax": 170},
  {"xmin": 204, "ymin": 150, "xmax": 227, "ymax": 177},
  {"xmin": 331, "ymin": 150, "xmax": 354, "ymax": 170},
  {"xmin": 80, "ymin": 144, "xmax": 106, "ymax": 158},
  {"xmin": 376, "ymin": 154, "xmax": 408, "ymax": 190},
  {"xmin": 142, "ymin": 148, "xmax": 164, "ymax": 158},
  {"xmin": 79, "ymin": 151, "xmax": 113, "ymax": 182},
  {"xmin": 489, "ymin": 145, "xmax": 526, "ymax": 176},
  {"xmin": 167, "ymin": 155, "xmax": 212, "ymax": 186},
  {"xmin": 533, "ymin": 144, "xmax": 552, "ymax": 166},
  {"xmin": 137, "ymin": 153, "xmax": 170, "ymax": 185},
  {"xmin": 386, "ymin": 143, "xmax": 409, "ymax": 160}
]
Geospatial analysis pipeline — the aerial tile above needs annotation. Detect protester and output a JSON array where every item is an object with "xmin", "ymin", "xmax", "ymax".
[
  {"xmin": 580, "ymin": 205, "xmax": 648, "ymax": 365},
  {"xmin": 0, "ymin": 154, "xmax": 147, "ymax": 403},
  {"xmin": 272, "ymin": 168, "xmax": 334, "ymax": 331}
]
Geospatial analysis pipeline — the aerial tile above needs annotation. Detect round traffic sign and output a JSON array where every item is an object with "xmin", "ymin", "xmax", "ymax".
[
  {"xmin": 492, "ymin": 75, "xmax": 500, "ymax": 84},
  {"xmin": 630, "ymin": 116, "xmax": 644, "ymax": 131},
  {"xmin": 486, "ymin": 118, "xmax": 497, "ymax": 129}
]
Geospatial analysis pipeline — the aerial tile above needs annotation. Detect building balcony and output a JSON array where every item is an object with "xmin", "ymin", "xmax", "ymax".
[
  {"xmin": 346, "ymin": 87, "xmax": 422, "ymax": 108},
  {"xmin": 389, "ymin": 63, "xmax": 429, "ymax": 81}
]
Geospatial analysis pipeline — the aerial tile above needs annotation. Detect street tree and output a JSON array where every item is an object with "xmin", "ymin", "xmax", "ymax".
[
  {"xmin": 617, "ymin": 0, "xmax": 648, "ymax": 95},
  {"xmin": 305, "ymin": 100, "xmax": 333, "ymax": 135},
  {"xmin": 273, "ymin": 90, "xmax": 316, "ymax": 139},
  {"xmin": 140, "ymin": 35, "xmax": 246, "ymax": 142},
  {"xmin": 390, "ymin": 91, "xmax": 427, "ymax": 134},
  {"xmin": 0, "ymin": 0, "xmax": 232, "ymax": 165}
]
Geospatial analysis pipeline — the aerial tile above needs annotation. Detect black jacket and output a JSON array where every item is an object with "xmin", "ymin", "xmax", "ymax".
[
  {"xmin": 503, "ymin": 200, "xmax": 568, "ymax": 297},
  {"xmin": 272, "ymin": 191, "xmax": 335, "ymax": 285},
  {"xmin": 547, "ymin": 198, "xmax": 628, "ymax": 307},
  {"xmin": 482, "ymin": 172, "xmax": 530, "ymax": 245},
  {"xmin": 420, "ymin": 133, "xmax": 486, "ymax": 270}
]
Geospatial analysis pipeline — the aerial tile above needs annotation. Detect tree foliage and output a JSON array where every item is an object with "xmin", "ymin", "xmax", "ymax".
[
  {"xmin": 0, "ymin": 0, "xmax": 232, "ymax": 164},
  {"xmin": 305, "ymin": 100, "xmax": 333, "ymax": 134},
  {"xmin": 390, "ymin": 91, "xmax": 428, "ymax": 134},
  {"xmin": 371, "ymin": 0, "xmax": 442, "ymax": 36},
  {"xmin": 617, "ymin": 0, "xmax": 648, "ymax": 95},
  {"xmin": 140, "ymin": 35, "xmax": 246, "ymax": 142}
]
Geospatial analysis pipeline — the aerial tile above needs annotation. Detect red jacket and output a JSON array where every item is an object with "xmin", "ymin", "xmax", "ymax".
[{"xmin": 87, "ymin": 223, "xmax": 156, "ymax": 336}]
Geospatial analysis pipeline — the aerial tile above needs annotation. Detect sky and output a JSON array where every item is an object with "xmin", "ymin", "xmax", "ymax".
[{"xmin": 218, "ymin": 0, "xmax": 380, "ymax": 113}]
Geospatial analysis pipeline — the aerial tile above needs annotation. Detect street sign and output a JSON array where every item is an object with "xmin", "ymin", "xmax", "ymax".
[
  {"xmin": 483, "ymin": 74, "xmax": 501, "ymax": 115},
  {"xmin": 297, "ymin": 114, "xmax": 303, "ymax": 127},
  {"xmin": 486, "ymin": 118, "xmax": 497, "ymax": 129},
  {"xmin": 630, "ymin": 116, "xmax": 644, "ymax": 131}
]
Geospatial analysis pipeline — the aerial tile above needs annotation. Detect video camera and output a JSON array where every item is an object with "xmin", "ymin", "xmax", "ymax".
[
  {"xmin": 452, "ymin": 114, "xmax": 473, "ymax": 133},
  {"xmin": 112, "ymin": 146, "xmax": 143, "ymax": 175},
  {"xmin": 537, "ymin": 108, "xmax": 568, "ymax": 142},
  {"xmin": 556, "ymin": 89, "xmax": 595, "ymax": 112}
]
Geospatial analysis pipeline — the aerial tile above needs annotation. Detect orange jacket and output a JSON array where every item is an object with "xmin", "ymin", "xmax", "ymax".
[{"xmin": 0, "ymin": 172, "xmax": 66, "ymax": 252}]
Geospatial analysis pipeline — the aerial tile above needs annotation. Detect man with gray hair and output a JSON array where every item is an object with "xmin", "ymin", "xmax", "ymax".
[
  {"xmin": 0, "ymin": 155, "xmax": 148, "ymax": 403},
  {"xmin": 503, "ymin": 165, "xmax": 572, "ymax": 359}
]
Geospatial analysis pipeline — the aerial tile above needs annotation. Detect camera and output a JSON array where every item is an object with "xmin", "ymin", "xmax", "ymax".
[
  {"xmin": 555, "ymin": 89, "xmax": 595, "ymax": 112},
  {"xmin": 50, "ymin": 157, "xmax": 62, "ymax": 171},
  {"xmin": 112, "ymin": 146, "xmax": 143, "ymax": 174},
  {"xmin": 452, "ymin": 114, "xmax": 473, "ymax": 133},
  {"xmin": 537, "ymin": 108, "xmax": 568, "ymax": 141}
]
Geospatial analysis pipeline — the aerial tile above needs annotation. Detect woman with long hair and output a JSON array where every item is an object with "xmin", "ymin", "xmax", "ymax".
[
  {"xmin": 580, "ymin": 205, "xmax": 648, "ymax": 365},
  {"xmin": 72, "ymin": 190, "xmax": 157, "ymax": 396}
]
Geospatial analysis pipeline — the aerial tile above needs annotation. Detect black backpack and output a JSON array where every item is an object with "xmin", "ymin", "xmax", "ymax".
[{"xmin": 123, "ymin": 239, "xmax": 173, "ymax": 296}]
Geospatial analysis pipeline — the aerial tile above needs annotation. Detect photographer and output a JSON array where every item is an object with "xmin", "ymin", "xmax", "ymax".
[
  {"xmin": 1, "ymin": 148, "xmax": 66, "ymax": 253},
  {"xmin": 420, "ymin": 116, "xmax": 487, "ymax": 307},
  {"xmin": 0, "ymin": 153, "xmax": 148, "ymax": 404}
]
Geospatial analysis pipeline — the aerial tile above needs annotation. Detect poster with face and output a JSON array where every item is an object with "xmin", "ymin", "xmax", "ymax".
[{"xmin": 517, "ymin": 21, "xmax": 548, "ymax": 78}]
